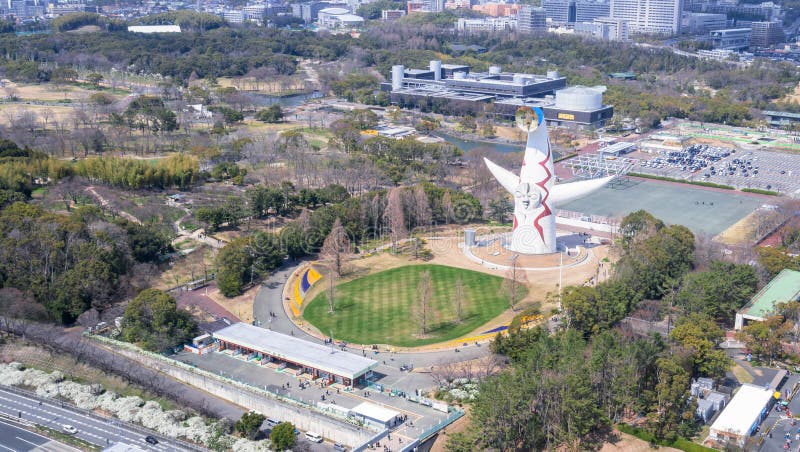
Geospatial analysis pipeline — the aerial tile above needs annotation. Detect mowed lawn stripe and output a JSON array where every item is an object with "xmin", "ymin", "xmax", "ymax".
[{"xmin": 303, "ymin": 264, "xmax": 520, "ymax": 347}]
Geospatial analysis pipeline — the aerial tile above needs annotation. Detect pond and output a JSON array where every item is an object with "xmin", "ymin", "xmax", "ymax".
[
  {"xmin": 435, "ymin": 133, "xmax": 523, "ymax": 153},
  {"xmin": 247, "ymin": 91, "xmax": 323, "ymax": 107}
]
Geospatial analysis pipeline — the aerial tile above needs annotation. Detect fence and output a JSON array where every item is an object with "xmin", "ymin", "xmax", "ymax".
[
  {"xmin": 416, "ymin": 408, "xmax": 464, "ymax": 443},
  {"xmin": 88, "ymin": 334, "xmax": 377, "ymax": 447},
  {"xmin": 0, "ymin": 384, "xmax": 205, "ymax": 452}
]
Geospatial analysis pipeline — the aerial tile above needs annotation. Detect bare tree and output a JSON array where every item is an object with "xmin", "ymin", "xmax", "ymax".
[
  {"xmin": 321, "ymin": 217, "xmax": 351, "ymax": 277},
  {"xmin": 412, "ymin": 185, "xmax": 432, "ymax": 229},
  {"xmin": 384, "ymin": 187, "xmax": 406, "ymax": 250},
  {"xmin": 502, "ymin": 255, "xmax": 528, "ymax": 311},
  {"xmin": 326, "ymin": 269, "xmax": 336, "ymax": 313},
  {"xmin": 441, "ymin": 191, "xmax": 454, "ymax": 225},
  {"xmin": 454, "ymin": 276, "xmax": 465, "ymax": 323},
  {"xmin": 414, "ymin": 270, "xmax": 432, "ymax": 336}
]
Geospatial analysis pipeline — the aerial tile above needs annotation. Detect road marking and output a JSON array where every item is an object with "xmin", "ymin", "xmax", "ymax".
[
  {"xmin": 0, "ymin": 443, "xmax": 15, "ymax": 452},
  {"xmin": 14, "ymin": 436, "xmax": 40, "ymax": 447}
]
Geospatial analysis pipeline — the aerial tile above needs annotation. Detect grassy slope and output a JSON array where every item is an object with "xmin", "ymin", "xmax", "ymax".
[{"xmin": 303, "ymin": 264, "xmax": 517, "ymax": 347}]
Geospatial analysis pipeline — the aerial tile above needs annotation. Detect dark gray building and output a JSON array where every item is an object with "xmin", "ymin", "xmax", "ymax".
[{"xmin": 518, "ymin": 6, "xmax": 547, "ymax": 33}]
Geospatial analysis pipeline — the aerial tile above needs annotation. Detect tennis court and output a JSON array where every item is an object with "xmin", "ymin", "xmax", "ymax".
[{"xmin": 560, "ymin": 179, "xmax": 764, "ymax": 236}]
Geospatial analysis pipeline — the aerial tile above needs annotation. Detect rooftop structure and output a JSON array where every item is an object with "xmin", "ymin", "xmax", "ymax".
[
  {"xmin": 710, "ymin": 28, "xmax": 752, "ymax": 50},
  {"xmin": 350, "ymin": 402, "xmax": 401, "ymax": 428},
  {"xmin": 735, "ymin": 269, "xmax": 800, "ymax": 329},
  {"xmin": 213, "ymin": 322, "xmax": 378, "ymax": 385},
  {"xmin": 709, "ymin": 384, "xmax": 775, "ymax": 447}
]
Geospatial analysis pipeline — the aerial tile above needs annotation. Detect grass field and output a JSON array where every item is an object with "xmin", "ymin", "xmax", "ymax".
[{"xmin": 303, "ymin": 264, "xmax": 518, "ymax": 347}]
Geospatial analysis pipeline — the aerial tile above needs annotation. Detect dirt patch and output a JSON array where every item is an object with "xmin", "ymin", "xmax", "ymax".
[
  {"xmin": 601, "ymin": 431, "xmax": 681, "ymax": 452},
  {"xmin": 175, "ymin": 282, "xmax": 241, "ymax": 323},
  {"xmin": 1, "ymin": 82, "xmax": 107, "ymax": 102},
  {"xmin": 0, "ymin": 104, "xmax": 78, "ymax": 126},
  {"xmin": 204, "ymin": 282, "xmax": 258, "ymax": 324},
  {"xmin": 429, "ymin": 407, "xmax": 470, "ymax": 452},
  {"xmin": 155, "ymin": 245, "xmax": 217, "ymax": 290}
]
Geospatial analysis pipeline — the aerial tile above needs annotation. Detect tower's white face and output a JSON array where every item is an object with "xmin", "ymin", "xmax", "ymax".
[{"xmin": 514, "ymin": 182, "xmax": 542, "ymax": 215}]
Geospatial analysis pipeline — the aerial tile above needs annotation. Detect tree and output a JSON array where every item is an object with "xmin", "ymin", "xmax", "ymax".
[
  {"xmin": 737, "ymin": 315, "xmax": 788, "ymax": 364},
  {"xmin": 321, "ymin": 217, "xmax": 351, "ymax": 277},
  {"xmin": 270, "ymin": 422, "xmax": 296, "ymax": 450},
  {"xmin": 86, "ymin": 72, "xmax": 104, "ymax": 87},
  {"xmin": 121, "ymin": 289, "xmax": 198, "ymax": 352},
  {"xmin": 669, "ymin": 313, "xmax": 731, "ymax": 378},
  {"xmin": 414, "ymin": 270, "xmax": 432, "ymax": 336},
  {"xmin": 234, "ymin": 411, "xmax": 265, "ymax": 440},
  {"xmin": 255, "ymin": 105, "xmax": 284, "ymax": 123},
  {"xmin": 647, "ymin": 356, "xmax": 695, "ymax": 442},
  {"xmin": 676, "ymin": 261, "xmax": 757, "ymax": 326},
  {"xmin": 215, "ymin": 238, "xmax": 254, "ymax": 297},
  {"xmin": 384, "ymin": 187, "xmax": 406, "ymax": 250},
  {"xmin": 502, "ymin": 255, "xmax": 527, "ymax": 311},
  {"xmin": 757, "ymin": 246, "xmax": 799, "ymax": 278},
  {"xmin": 454, "ymin": 276, "xmax": 465, "ymax": 323}
]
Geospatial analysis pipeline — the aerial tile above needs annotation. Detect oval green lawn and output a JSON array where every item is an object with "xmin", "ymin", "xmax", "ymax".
[{"xmin": 303, "ymin": 264, "xmax": 518, "ymax": 347}]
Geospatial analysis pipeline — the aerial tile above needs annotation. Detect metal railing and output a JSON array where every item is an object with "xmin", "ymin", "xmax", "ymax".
[{"xmin": 416, "ymin": 408, "xmax": 464, "ymax": 443}]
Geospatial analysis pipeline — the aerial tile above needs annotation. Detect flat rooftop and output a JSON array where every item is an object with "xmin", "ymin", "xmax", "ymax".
[
  {"xmin": 351, "ymin": 402, "xmax": 400, "ymax": 423},
  {"xmin": 710, "ymin": 384, "xmax": 774, "ymax": 437},
  {"xmin": 213, "ymin": 323, "xmax": 378, "ymax": 380},
  {"xmin": 738, "ymin": 269, "xmax": 800, "ymax": 320}
]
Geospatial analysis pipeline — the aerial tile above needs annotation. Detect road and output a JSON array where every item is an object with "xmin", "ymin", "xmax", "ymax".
[
  {"xmin": 0, "ymin": 418, "xmax": 76, "ymax": 452},
  {"xmin": 0, "ymin": 387, "xmax": 191, "ymax": 451}
]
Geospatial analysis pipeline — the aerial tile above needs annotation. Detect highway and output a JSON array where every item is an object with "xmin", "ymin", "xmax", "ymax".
[
  {"xmin": 0, "ymin": 386, "xmax": 197, "ymax": 451},
  {"xmin": 0, "ymin": 418, "xmax": 75, "ymax": 452}
]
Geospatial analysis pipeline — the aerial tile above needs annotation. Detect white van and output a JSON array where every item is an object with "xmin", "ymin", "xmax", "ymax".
[{"xmin": 305, "ymin": 431, "xmax": 323, "ymax": 443}]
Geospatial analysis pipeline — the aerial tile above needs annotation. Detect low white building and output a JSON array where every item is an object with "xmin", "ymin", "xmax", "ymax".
[
  {"xmin": 127, "ymin": 25, "xmax": 182, "ymax": 33},
  {"xmin": 709, "ymin": 384, "xmax": 775, "ymax": 447},
  {"xmin": 350, "ymin": 402, "xmax": 401, "ymax": 428},
  {"xmin": 317, "ymin": 7, "xmax": 364, "ymax": 28}
]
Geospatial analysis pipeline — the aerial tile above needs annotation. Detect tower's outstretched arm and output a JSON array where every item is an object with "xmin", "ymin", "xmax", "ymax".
[
  {"xmin": 549, "ymin": 175, "xmax": 615, "ymax": 207},
  {"xmin": 484, "ymin": 157, "xmax": 519, "ymax": 194}
]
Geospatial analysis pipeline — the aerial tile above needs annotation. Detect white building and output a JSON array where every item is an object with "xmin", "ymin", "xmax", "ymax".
[
  {"xmin": 610, "ymin": 0, "xmax": 682, "ymax": 35},
  {"xmin": 127, "ymin": 25, "xmax": 182, "ymax": 33},
  {"xmin": 683, "ymin": 12, "xmax": 727, "ymax": 34},
  {"xmin": 317, "ymin": 7, "xmax": 364, "ymax": 28},
  {"xmin": 456, "ymin": 16, "xmax": 516, "ymax": 32},
  {"xmin": 709, "ymin": 384, "xmax": 775, "ymax": 447},
  {"xmin": 574, "ymin": 18, "xmax": 628, "ymax": 40}
]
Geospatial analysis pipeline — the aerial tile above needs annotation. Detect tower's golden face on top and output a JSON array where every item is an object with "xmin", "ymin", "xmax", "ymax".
[{"xmin": 515, "ymin": 106, "xmax": 540, "ymax": 133}]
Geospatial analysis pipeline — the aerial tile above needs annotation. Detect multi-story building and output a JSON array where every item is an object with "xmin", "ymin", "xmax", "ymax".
[
  {"xmin": 471, "ymin": 3, "xmax": 520, "ymax": 17},
  {"xmin": 610, "ymin": 0, "xmax": 682, "ymax": 35},
  {"xmin": 709, "ymin": 28, "xmax": 751, "ymax": 50},
  {"xmin": 595, "ymin": 16, "xmax": 628, "ymax": 40},
  {"xmin": 456, "ymin": 16, "xmax": 516, "ymax": 32},
  {"xmin": 574, "ymin": 17, "xmax": 628, "ymax": 40},
  {"xmin": 750, "ymin": 21, "xmax": 784, "ymax": 48},
  {"xmin": 543, "ymin": 0, "xmax": 610, "ymax": 24},
  {"xmin": 381, "ymin": 60, "xmax": 613, "ymax": 128},
  {"xmin": 518, "ymin": 6, "xmax": 546, "ymax": 33},
  {"xmin": 381, "ymin": 9, "xmax": 405, "ymax": 20},
  {"xmin": 689, "ymin": 1, "xmax": 781, "ymax": 23},
  {"xmin": 683, "ymin": 12, "xmax": 727, "ymax": 34}
]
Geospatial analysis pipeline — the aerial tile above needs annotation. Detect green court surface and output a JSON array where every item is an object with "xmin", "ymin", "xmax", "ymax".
[
  {"xmin": 303, "ymin": 264, "xmax": 518, "ymax": 347},
  {"xmin": 560, "ymin": 179, "xmax": 764, "ymax": 236}
]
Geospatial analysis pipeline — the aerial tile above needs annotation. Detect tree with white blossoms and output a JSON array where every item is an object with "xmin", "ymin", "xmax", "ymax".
[{"xmin": 0, "ymin": 363, "xmax": 269, "ymax": 451}]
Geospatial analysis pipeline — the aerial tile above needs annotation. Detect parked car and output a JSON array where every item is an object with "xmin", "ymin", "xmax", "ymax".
[
  {"xmin": 266, "ymin": 418, "xmax": 280, "ymax": 428},
  {"xmin": 145, "ymin": 435, "xmax": 159, "ymax": 445},
  {"xmin": 305, "ymin": 431, "xmax": 323, "ymax": 443},
  {"xmin": 334, "ymin": 443, "xmax": 348, "ymax": 451},
  {"xmin": 62, "ymin": 425, "xmax": 77, "ymax": 435}
]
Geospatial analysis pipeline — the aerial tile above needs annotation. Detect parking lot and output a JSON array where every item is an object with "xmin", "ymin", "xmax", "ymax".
[{"xmin": 633, "ymin": 145, "xmax": 800, "ymax": 195}]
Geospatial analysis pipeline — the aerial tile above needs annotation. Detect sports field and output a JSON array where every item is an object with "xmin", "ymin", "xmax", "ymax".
[
  {"xmin": 560, "ymin": 179, "xmax": 764, "ymax": 236},
  {"xmin": 303, "ymin": 264, "xmax": 518, "ymax": 347}
]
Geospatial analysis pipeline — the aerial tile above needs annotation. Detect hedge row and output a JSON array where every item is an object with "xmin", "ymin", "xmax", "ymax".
[{"xmin": 628, "ymin": 172, "xmax": 735, "ymax": 190}]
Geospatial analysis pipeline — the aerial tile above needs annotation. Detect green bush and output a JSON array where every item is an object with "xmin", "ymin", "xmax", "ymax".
[
  {"xmin": 270, "ymin": 422, "xmax": 296, "ymax": 450},
  {"xmin": 628, "ymin": 172, "xmax": 735, "ymax": 190},
  {"xmin": 741, "ymin": 188, "xmax": 780, "ymax": 196},
  {"xmin": 616, "ymin": 424, "xmax": 716, "ymax": 452}
]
